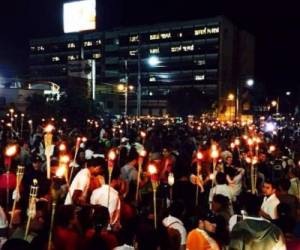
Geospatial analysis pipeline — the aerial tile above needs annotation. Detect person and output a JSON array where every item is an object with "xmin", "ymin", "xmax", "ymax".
[
  {"xmin": 186, "ymin": 212, "xmax": 220, "ymax": 250},
  {"xmin": 65, "ymin": 158, "xmax": 103, "ymax": 205},
  {"xmin": 162, "ymin": 201, "xmax": 187, "ymax": 250},
  {"xmin": 120, "ymin": 147, "xmax": 139, "ymax": 184},
  {"xmin": 211, "ymin": 194, "xmax": 231, "ymax": 223},
  {"xmin": 261, "ymin": 179, "xmax": 280, "ymax": 220},
  {"xmin": 288, "ymin": 167, "xmax": 300, "ymax": 200},
  {"xmin": 0, "ymin": 205, "xmax": 8, "ymax": 249},
  {"xmin": 90, "ymin": 175, "xmax": 121, "ymax": 226},
  {"xmin": 209, "ymin": 173, "xmax": 233, "ymax": 210},
  {"xmin": 277, "ymin": 178, "xmax": 298, "ymax": 219},
  {"xmin": 229, "ymin": 193, "xmax": 286, "ymax": 250}
]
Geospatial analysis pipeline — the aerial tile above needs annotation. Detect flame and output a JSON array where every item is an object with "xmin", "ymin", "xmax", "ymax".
[
  {"xmin": 59, "ymin": 144, "xmax": 66, "ymax": 151},
  {"xmin": 44, "ymin": 124, "xmax": 54, "ymax": 133},
  {"xmin": 140, "ymin": 150, "xmax": 147, "ymax": 157},
  {"xmin": 108, "ymin": 150, "xmax": 116, "ymax": 161},
  {"xmin": 140, "ymin": 131, "xmax": 146, "ymax": 138},
  {"xmin": 211, "ymin": 150, "xmax": 219, "ymax": 159},
  {"xmin": 247, "ymin": 138, "xmax": 253, "ymax": 146},
  {"xmin": 230, "ymin": 143, "xmax": 235, "ymax": 149},
  {"xmin": 148, "ymin": 164, "xmax": 157, "ymax": 175},
  {"xmin": 196, "ymin": 151, "xmax": 203, "ymax": 160},
  {"xmin": 81, "ymin": 137, "xmax": 87, "ymax": 143},
  {"xmin": 269, "ymin": 145, "xmax": 276, "ymax": 152},
  {"xmin": 60, "ymin": 155, "xmax": 70, "ymax": 164},
  {"xmin": 56, "ymin": 166, "xmax": 67, "ymax": 178},
  {"xmin": 5, "ymin": 145, "xmax": 17, "ymax": 157}
]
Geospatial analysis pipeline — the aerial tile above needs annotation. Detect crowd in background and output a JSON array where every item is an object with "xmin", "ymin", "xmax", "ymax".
[{"xmin": 0, "ymin": 115, "xmax": 299, "ymax": 250}]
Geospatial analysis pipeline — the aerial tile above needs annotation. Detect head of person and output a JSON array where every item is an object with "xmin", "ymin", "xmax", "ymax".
[
  {"xmin": 263, "ymin": 179, "xmax": 277, "ymax": 197},
  {"xmin": 212, "ymin": 194, "xmax": 229, "ymax": 214},
  {"xmin": 216, "ymin": 172, "xmax": 227, "ymax": 185},
  {"xmin": 92, "ymin": 205, "xmax": 110, "ymax": 232},
  {"xmin": 31, "ymin": 155, "xmax": 43, "ymax": 171},
  {"xmin": 86, "ymin": 157, "xmax": 104, "ymax": 176},
  {"xmin": 278, "ymin": 178, "xmax": 291, "ymax": 194},
  {"xmin": 225, "ymin": 156, "xmax": 233, "ymax": 166},
  {"xmin": 243, "ymin": 193, "xmax": 261, "ymax": 217}
]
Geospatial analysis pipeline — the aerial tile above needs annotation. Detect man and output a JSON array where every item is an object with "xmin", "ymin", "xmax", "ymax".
[
  {"xmin": 65, "ymin": 158, "xmax": 102, "ymax": 205},
  {"xmin": 288, "ymin": 167, "xmax": 300, "ymax": 200},
  {"xmin": 261, "ymin": 179, "xmax": 280, "ymax": 220},
  {"xmin": 90, "ymin": 175, "xmax": 120, "ymax": 226},
  {"xmin": 162, "ymin": 201, "xmax": 187, "ymax": 250},
  {"xmin": 229, "ymin": 193, "xmax": 286, "ymax": 250}
]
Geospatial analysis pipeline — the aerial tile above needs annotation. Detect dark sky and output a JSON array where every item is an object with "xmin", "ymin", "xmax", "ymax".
[{"xmin": 0, "ymin": 0, "xmax": 299, "ymax": 97}]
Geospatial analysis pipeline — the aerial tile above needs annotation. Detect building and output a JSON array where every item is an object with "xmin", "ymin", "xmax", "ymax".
[{"xmin": 29, "ymin": 16, "xmax": 255, "ymax": 116}]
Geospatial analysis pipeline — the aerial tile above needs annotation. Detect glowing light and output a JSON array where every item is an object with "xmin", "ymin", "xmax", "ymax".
[
  {"xmin": 168, "ymin": 173, "xmax": 175, "ymax": 186},
  {"xmin": 5, "ymin": 145, "xmax": 17, "ymax": 157},
  {"xmin": 148, "ymin": 56, "xmax": 160, "ymax": 66},
  {"xmin": 269, "ymin": 145, "xmax": 276, "ymax": 152},
  {"xmin": 62, "ymin": 118, "xmax": 67, "ymax": 123},
  {"xmin": 265, "ymin": 122, "xmax": 276, "ymax": 132},
  {"xmin": 247, "ymin": 138, "xmax": 253, "ymax": 146},
  {"xmin": 60, "ymin": 155, "xmax": 70, "ymax": 164},
  {"xmin": 56, "ymin": 166, "xmax": 67, "ymax": 178},
  {"xmin": 117, "ymin": 84, "xmax": 125, "ymax": 92},
  {"xmin": 148, "ymin": 164, "xmax": 157, "ymax": 175},
  {"xmin": 234, "ymin": 139, "xmax": 240, "ymax": 146},
  {"xmin": 197, "ymin": 151, "xmax": 203, "ymax": 160},
  {"xmin": 140, "ymin": 150, "xmax": 147, "ymax": 157},
  {"xmin": 228, "ymin": 93, "xmax": 235, "ymax": 101},
  {"xmin": 28, "ymin": 120, "xmax": 32, "ymax": 124},
  {"xmin": 59, "ymin": 144, "xmax": 67, "ymax": 151},
  {"xmin": 246, "ymin": 79, "xmax": 254, "ymax": 87},
  {"xmin": 44, "ymin": 124, "xmax": 54, "ymax": 133},
  {"xmin": 209, "ymin": 174, "xmax": 214, "ymax": 180},
  {"xmin": 140, "ymin": 131, "xmax": 146, "ymax": 138},
  {"xmin": 211, "ymin": 150, "xmax": 219, "ymax": 159},
  {"xmin": 81, "ymin": 137, "xmax": 87, "ymax": 143},
  {"xmin": 230, "ymin": 143, "xmax": 235, "ymax": 149},
  {"xmin": 271, "ymin": 100, "xmax": 277, "ymax": 107},
  {"xmin": 108, "ymin": 150, "xmax": 116, "ymax": 161},
  {"xmin": 9, "ymin": 108, "xmax": 14, "ymax": 114}
]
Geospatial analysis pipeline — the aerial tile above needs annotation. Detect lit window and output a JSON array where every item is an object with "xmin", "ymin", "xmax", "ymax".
[
  {"xmin": 171, "ymin": 45, "xmax": 182, "ymax": 52},
  {"xmin": 95, "ymin": 40, "xmax": 102, "ymax": 45},
  {"xmin": 183, "ymin": 45, "xmax": 194, "ymax": 51},
  {"xmin": 52, "ymin": 56, "xmax": 60, "ymax": 62},
  {"xmin": 149, "ymin": 48, "xmax": 160, "ymax": 54},
  {"xmin": 195, "ymin": 60, "xmax": 205, "ymax": 66},
  {"xmin": 37, "ymin": 46, "xmax": 45, "ymax": 51},
  {"xmin": 195, "ymin": 75, "xmax": 205, "ymax": 81},
  {"xmin": 67, "ymin": 43, "xmax": 76, "ymax": 48},
  {"xmin": 207, "ymin": 27, "xmax": 219, "ymax": 34},
  {"xmin": 150, "ymin": 34, "xmax": 160, "ymax": 40},
  {"xmin": 84, "ymin": 41, "xmax": 93, "ymax": 47},
  {"xmin": 129, "ymin": 35, "xmax": 139, "ymax": 43},
  {"xmin": 93, "ymin": 53, "xmax": 101, "ymax": 59},
  {"xmin": 129, "ymin": 50, "xmax": 138, "ymax": 56},
  {"xmin": 160, "ymin": 32, "xmax": 171, "ymax": 39},
  {"xmin": 194, "ymin": 27, "xmax": 207, "ymax": 36},
  {"xmin": 67, "ymin": 55, "xmax": 77, "ymax": 61},
  {"xmin": 30, "ymin": 46, "xmax": 36, "ymax": 51},
  {"xmin": 149, "ymin": 76, "xmax": 156, "ymax": 82}
]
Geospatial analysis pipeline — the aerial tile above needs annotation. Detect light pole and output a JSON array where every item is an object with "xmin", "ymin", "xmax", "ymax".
[{"xmin": 236, "ymin": 78, "xmax": 254, "ymax": 119}]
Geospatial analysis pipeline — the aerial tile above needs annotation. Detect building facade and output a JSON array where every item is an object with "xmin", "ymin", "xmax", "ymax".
[{"xmin": 29, "ymin": 16, "xmax": 254, "ymax": 116}]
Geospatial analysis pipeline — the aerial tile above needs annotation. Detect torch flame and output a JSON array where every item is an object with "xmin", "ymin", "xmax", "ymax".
[
  {"xmin": 196, "ymin": 151, "xmax": 203, "ymax": 160},
  {"xmin": 5, "ymin": 145, "xmax": 17, "ymax": 157},
  {"xmin": 60, "ymin": 155, "xmax": 70, "ymax": 164},
  {"xmin": 56, "ymin": 166, "xmax": 67, "ymax": 178},
  {"xmin": 140, "ymin": 131, "xmax": 146, "ymax": 138},
  {"xmin": 44, "ymin": 124, "xmax": 54, "ymax": 133},
  {"xmin": 108, "ymin": 150, "xmax": 116, "ymax": 161},
  {"xmin": 211, "ymin": 150, "xmax": 219, "ymax": 159},
  {"xmin": 59, "ymin": 144, "xmax": 67, "ymax": 152},
  {"xmin": 269, "ymin": 145, "xmax": 276, "ymax": 152},
  {"xmin": 148, "ymin": 164, "xmax": 157, "ymax": 175},
  {"xmin": 140, "ymin": 150, "xmax": 147, "ymax": 157}
]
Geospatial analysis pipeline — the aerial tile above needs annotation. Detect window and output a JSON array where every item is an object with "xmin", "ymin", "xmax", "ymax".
[
  {"xmin": 95, "ymin": 40, "xmax": 102, "ymax": 45},
  {"xmin": 150, "ymin": 33, "xmax": 160, "ymax": 40},
  {"xmin": 195, "ymin": 75, "xmax": 205, "ymax": 81},
  {"xmin": 149, "ymin": 48, "xmax": 160, "ymax": 54},
  {"xmin": 182, "ymin": 45, "xmax": 194, "ymax": 51},
  {"xmin": 171, "ymin": 45, "xmax": 182, "ymax": 52},
  {"xmin": 194, "ymin": 27, "xmax": 207, "ymax": 36},
  {"xmin": 149, "ymin": 76, "xmax": 156, "ymax": 82},
  {"xmin": 129, "ymin": 35, "xmax": 139, "ymax": 43},
  {"xmin": 84, "ymin": 41, "xmax": 93, "ymax": 47},
  {"xmin": 67, "ymin": 43, "xmax": 76, "ymax": 48},
  {"xmin": 52, "ymin": 56, "xmax": 60, "ymax": 62},
  {"xmin": 195, "ymin": 60, "xmax": 206, "ymax": 66},
  {"xmin": 37, "ymin": 46, "xmax": 45, "ymax": 51},
  {"xmin": 68, "ymin": 55, "xmax": 78, "ymax": 61},
  {"xmin": 30, "ymin": 46, "xmax": 36, "ymax": 51},
  {"xmin": 160, "ymin": 32, "xmax": 171, "ymax": 39},
  {"xmin": 129, "ymin": 50, "xmax": 138, "ymax": 56},
  {"xmin": 93, "ymin": 53, "xmax": 101, "ymax": 59}
]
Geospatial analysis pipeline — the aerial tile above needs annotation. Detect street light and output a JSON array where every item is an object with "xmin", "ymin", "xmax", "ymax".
[
  {"xmin": 246, "ymin": 79, "xmax": 254, "ymax": 87},
  {"xmin": 271, "ymin": 99, "xmax": 279, "ymax": 114},
  {"xmin": 228, "ymin": 93, "xmax": 235, "ymax": 101},
  {"xmin": 286, "ymin": 91, "xmax": 291, "ymax": 96},
  {"xmin": 148, "ymin": 56, "xmax": 160, "ymax": 67}
]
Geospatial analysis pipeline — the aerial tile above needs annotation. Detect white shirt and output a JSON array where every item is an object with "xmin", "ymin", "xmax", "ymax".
[
  {"xmin": 261, "ymin": 193, "xmax": 280, "ymax": 220},
  {"xmin": 209, "ymin": 184, "xmax": 233, "ymax": 203},
  {"xmin": 162, "ymin": 215, "xmax": 187, "ymax": 245},
  {"xmin": 65, "ymin": 168, "xmax": 91, "ymax": 205},
  {"xmin": 289, "ymin": 177, "xmax": 300, "ymax": 200},
  {"xmin": 90, "ymin": 184, "xmax": 120, "ymax": 225}
]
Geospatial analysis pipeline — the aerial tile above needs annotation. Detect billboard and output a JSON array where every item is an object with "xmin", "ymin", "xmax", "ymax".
[{"xmin": 63, "ymin": 0, "xmax": 96, "ymax": 33}]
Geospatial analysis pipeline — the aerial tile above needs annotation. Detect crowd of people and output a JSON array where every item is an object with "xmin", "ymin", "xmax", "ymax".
[{"xmin": 0, "ymin": 114, "xmax": 299, "ymax": 250}]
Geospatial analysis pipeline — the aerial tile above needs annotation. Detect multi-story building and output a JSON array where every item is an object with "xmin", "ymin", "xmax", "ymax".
[{"xmin": 29, "ymin": 16, "xmax": 254, "ymax": 116}]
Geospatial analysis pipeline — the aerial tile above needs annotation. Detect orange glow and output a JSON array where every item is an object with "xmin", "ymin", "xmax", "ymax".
[
  {"xmin": 108, "ymin": 150, "xmax": 116, "ymax": 161},
  {"xmin": 56, "ymin": 166, "xmax": 67, "ymax": 178},
  {"xmin": 234, "ymin": 139, "xmax": 240, "ymax": 146},
  {"xmin": 247, "ymin": 138, "xmax": 253, "ymax": 146},
  {"xmin": 59, "ymin": 144, "xmax": 67, "ymax": 151},
  {"xmin": 211, "ymin": 150, "xmax": 219, "ymax": 159},
  {"xmin": 5, "ymin": 145, "xmax": 17, "ymax": 157},
  {"xmin": 230, "ymin": 143, "xmax": 235, "ymax": 149},
  {"xmin": 60, "ymin": 155, "xmax": 70, "ymax": 164},
  {"xmin": 139, "ymin": 150, "xmax": 147, "ymax": 157},
  {"xmin": 269, "ymin": 145, "xmax": 276, "ymax": 152},
  {"xmin": 140, "ymin": 131, "xmax": 146, "ymax": 138},
  {"xmin": 44, "ymin": 124, "xmax": 54, "ymax": 133},
  {"xmin": 148, "ymin": 164, "xmax": 157, "ymax": 175},
  {"xmin": 196, "ymin": 151, "xmax": 203, "ymax": 160}
]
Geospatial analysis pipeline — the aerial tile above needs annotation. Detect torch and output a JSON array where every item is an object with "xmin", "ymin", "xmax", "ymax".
[
  {"xmin": 5, "ymin": 144, "xmax": 18, "ymax": 209},
  {"xmin": 9, "ymin": 165, "xmax": 25, "ymax": 228},
  {"xmin": 107, "ymin": 149, "xmax": 116, "ymax": 208},
  {"xmin": 24, "ymin": 179, "xmax": 38, "ymax": 240},
  {"xmin": 148, "ymin": 164, "xmax": 158, "ymax": 229},
  {"xmin": 136, "ymin": 149, "xmax": 147, "ymax": 202},
  {"xmin": 20, "ymin": 113, "xmax": 24, "ymax": 139},
  {"xmin": 140, "ymin": 131, "xmax": 146, "ymax": 145},
  {"xmin": 168, "ymin": 172, "xmax": 175, "ymax": 203},
  {"xmin": 28, "ymin": 120, "xmax": 33, "ymax": 135},
  {"xmin": 44, "ymin": 124, "xmax": 54, "ymax": 179},
  {"xmin": 210, "ymin": 145, "xmax": 219, "ymax": 187},
  {"xmin": 69, "ymin": 137, "xmax": 81, "ymax": 182},
  {"xmin": 195, "ymin": 151, "xmax": 203, "ymax": 206},
  {"xmin": 249, "ymin": 156, "xmax": 258, "ymax": 194}
]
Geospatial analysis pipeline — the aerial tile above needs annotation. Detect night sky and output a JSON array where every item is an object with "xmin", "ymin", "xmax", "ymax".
[{"xmin": 0, "ymin": 0, "xmax": 299, "ymax": 98}]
